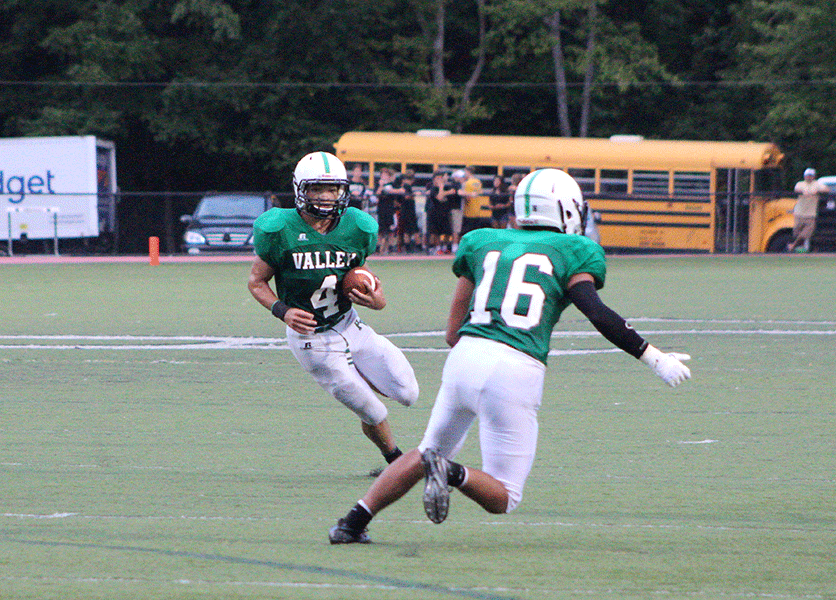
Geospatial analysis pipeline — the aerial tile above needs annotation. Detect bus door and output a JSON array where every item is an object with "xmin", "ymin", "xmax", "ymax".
[{"xmin": 716, "ymin": 168, "xmax": 752, "ymax": 254}]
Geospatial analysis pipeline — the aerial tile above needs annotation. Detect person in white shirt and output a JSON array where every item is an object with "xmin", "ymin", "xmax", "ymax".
[{"xmin": 789, "ymin": 168, "xmax": 830, "ymax": 252}]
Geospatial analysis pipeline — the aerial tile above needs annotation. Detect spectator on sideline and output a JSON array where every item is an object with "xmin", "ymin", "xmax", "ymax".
[
  {"xmin": 505, "ymin": 172, "xmax": 525, "ymax": 228},
  {"xmin": 460, "ymin": 166, "xmax": 492, "ymax": 234},
  {"xmin": 375, "ymin": 167, "xmax": 404, "ymax": 254},
  {"xmin": 488, "ymin": 174, "xmax": 512, "ymax": 229},
  {"xmin": 347, "ymin": 164, "xmax": 371, "ymax": 211},
  {"xmin": 788, "ymin": 168, "xmax": 829, "ymax": 252},
  {"xmin": 449, "ymin": 170, "xmax": 465, "ymax": 252},
  {"xmin": 397, "ymin": 169, "xmax": 421, "ymax": 252},
  {"xmin": 426, "ymin": 171, "xmax": 456, "ymax": 254}
]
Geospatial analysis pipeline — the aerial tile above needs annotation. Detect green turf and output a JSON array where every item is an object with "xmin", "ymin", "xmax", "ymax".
[{"xmin": 1, "ymin": 254, "xmax": 835, "ymax": 599}]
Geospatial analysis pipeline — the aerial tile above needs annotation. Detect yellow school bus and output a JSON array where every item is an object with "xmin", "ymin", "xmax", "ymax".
[{"xmin": 333, "ymin": 130, "xmax": 795, "ymax": 253}]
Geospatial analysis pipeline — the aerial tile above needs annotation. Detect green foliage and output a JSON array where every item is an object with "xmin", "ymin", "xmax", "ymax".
[
  {"xmin": 0, "ymin": 0, "xmax": 834, "ymax": 201},
  {"xmin": 41, "ymin": 2, "xmax": 161, "ymax": 81},
  {"xmin": 170, "ymin": 0, "xmax": 242, "ymax": 41},
  {"xmin": 485, "ymin": 0, "xmax": 585, "ymax": 73},
  {"xmin": 591, "ymin": 19, "xmax": 672, "ymax": 92},
  {"xmin": 18, "ymin": 104, "xmax": 122, "ymax": 137},
  {"xmin": 730, "ymin": 0, "xmax": 836, "ymax": 175}
]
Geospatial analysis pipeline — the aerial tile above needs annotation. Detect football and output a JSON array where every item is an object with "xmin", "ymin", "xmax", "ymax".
[{"xmin": 342, "ymin": 266, "xmax": 377, "ymax": 296}]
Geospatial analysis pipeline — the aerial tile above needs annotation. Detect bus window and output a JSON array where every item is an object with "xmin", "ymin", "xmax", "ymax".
[
  {"xmin": 469, "ymin": 165, "xmax": 499, "ymax": 188},
  {"xmin": 633, "ymin": 171, "xmax": 670, "ymax": 196},
  {"xmin": 673, "ymin": 172, "xmax": 711, "ymax": 197},
  {"xmin": 754, "ymin": 168, "xmax": 784, "ymax": 197},
  {"xmin": 568, "ymin": 168, "xmax": 595, "ymax": 193},
  {"xmin": 371, "ymin": 163, "xmax": 407, "ymax": 189},
  {"xmin": 503, "ymin": 167, "xmax": 531, "ymax": 180},
  {"xmin": 601, "ymin": 170, "xmax": 628, "ymax": 194},
  {"xmin": 345, "ymin": 162, "xmax": 373, "ymax": 186},
  {"xmin": 437, "ymin": 165, "xmax": 465, "ymax": 176},
  {"xmin": 716, "ymin": 168, "xmax": 752, "ymax": 198},
  {"xmin": 716, "ymin": 168, "xmax": 753, "ymax": 253},
  {"xmin": 406, "ymin": 164, "xmax": 435, "ymax": 190}
]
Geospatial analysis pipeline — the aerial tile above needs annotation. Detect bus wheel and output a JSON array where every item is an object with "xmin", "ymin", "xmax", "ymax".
[{"xmin": 766, "ymin": 230, "xmax": 793, "ymax": 252}]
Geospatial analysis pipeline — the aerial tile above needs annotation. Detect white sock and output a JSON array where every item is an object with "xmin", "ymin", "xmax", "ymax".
[{"xmin": 358, "ymin": 498, "xmax": 374, "ymax": 516}]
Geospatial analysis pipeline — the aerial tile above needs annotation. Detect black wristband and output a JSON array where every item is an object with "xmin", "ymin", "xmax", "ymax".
[{"xmin": 270, "ymin": 299, "xmax": 290, "ymax": 320}]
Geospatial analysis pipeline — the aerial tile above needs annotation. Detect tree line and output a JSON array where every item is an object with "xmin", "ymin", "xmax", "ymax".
[{"xmin": 1, "ymin": 0, "xmax": 835, "ymax": 252}]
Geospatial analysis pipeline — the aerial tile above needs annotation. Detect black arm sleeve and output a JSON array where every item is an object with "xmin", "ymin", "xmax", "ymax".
[{"xmin": 565, "ymin": 280, "xmax": 648, "ymax": 359}]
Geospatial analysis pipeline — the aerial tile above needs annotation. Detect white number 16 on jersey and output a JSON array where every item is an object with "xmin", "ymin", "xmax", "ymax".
[{"xmin": 470, "ymin": 251, "xmax": 552, "ymax": 330}]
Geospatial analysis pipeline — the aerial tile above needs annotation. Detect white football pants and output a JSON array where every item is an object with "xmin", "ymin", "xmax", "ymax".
[
  {"xmin": 419, "ymin": 335, "xmax": 545, "ymax": 512},
  {"xmin": 286, "ymin": 308, "xmax": 419, "ymax": 425}
]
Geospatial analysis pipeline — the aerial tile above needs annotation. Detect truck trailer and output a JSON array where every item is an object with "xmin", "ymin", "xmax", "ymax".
[{"xmin": 1, "ymin": 136, "xmax": 117, "ymax": 254}]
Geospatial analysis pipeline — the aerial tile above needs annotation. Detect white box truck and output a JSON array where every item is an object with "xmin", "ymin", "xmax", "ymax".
[{"xmin": 1, "ymin": 136, "xmax": 117, "ymax": 251}]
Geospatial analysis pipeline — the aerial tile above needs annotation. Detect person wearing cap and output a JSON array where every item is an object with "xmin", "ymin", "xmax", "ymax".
[{"xmin": 789, "ymin": 168, "xmax": 830, "ymax": 252}]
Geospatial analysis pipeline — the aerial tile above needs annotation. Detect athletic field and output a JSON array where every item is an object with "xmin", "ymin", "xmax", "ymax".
[{"xmin": 1, "ymin": 254, "xmax": 834, "ymax": 599}]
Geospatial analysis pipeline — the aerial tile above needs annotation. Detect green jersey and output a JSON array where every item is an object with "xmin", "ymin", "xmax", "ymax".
[
  {"xmin": 453, "ymin": 228, "xmax": 607, "ymax": 364},
  {"xmin": 253, "ymin": 207, "xmax": 378, "ymax": 329}
]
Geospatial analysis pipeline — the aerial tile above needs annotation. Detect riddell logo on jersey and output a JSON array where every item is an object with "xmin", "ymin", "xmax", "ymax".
[{"xmin": 291, "ymin": 250, "xmax": 358, "ymax": 270}]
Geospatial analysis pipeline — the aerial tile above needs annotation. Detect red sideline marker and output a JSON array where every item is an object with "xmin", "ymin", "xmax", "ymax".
[{"xmin": 149, "ymin": 236, "xmax": 160, "ymax": 266}]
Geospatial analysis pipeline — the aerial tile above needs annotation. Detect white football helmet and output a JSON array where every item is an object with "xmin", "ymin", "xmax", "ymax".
[
  {"xmin": 292, "ymin": 151, "xmax": 351, "ymax": 219},
  {"xmin": 514, "ymin": 168, "xmax": 588, "ymax": 235}
]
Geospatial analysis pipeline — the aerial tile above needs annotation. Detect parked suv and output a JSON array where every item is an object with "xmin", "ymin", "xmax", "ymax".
[{"xmin": 180, "ymin": 193, "xmax": 272, "ymax": 254}]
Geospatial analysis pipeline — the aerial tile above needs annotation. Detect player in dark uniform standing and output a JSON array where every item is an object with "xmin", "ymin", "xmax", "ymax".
[
  {"xmin": 329, "ymin": 168, "xmax": 691, "ymax": 543},
  {"xmin": 347, "ymin": 164, "xmax": 368, "ymax": 211},
  {"xmin": 397, "ymin": 169, "xmax": 420, "ymax": 252},
  {"xmin": 248, "ymin": 152, "xmax": 419, "ymax": 468},
  {"xmin": 425, "ymin": 170, "xmax": 455, "ymax": 254}
]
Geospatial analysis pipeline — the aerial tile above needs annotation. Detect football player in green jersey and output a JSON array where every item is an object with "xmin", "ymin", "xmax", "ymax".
[
  {"xmin": 248, "ymin": 152, "xmax": 419, "ymax": 471},
  {"xmin": 329, "ymin": 168, "xmax": 691, "ymax": 543}
]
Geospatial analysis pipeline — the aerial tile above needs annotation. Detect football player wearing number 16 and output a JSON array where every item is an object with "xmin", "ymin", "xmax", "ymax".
[
  {"xmin": 248, "ymin": 152, "xmax": 419, "ymax": 470},
  {"xmin": 329, "ymin": 168, "xmax": 691, "ymax": 544}
]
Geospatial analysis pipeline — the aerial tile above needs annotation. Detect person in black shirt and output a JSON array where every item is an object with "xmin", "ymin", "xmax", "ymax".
[
  {"xmin": 425, "ymin": 171, "xmax": 455, "ymax": 254},
  {"xmin": 488, "ymin": 174, "xmax": 512, "ymax": 229}
]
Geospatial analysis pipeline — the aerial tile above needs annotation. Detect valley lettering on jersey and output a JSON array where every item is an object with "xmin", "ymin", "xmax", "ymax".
[{"xmin": 291, "ymin": 250, "xmax": 359, "ymax": 270}]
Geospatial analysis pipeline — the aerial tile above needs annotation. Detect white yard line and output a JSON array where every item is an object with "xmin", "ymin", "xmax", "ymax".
[{"xmin": 1, "ymin": 325, "xmax": 835, "ymax": 353}]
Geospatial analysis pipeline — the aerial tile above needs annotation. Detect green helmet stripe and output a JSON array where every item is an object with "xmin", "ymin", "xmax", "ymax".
[
  {"xmin": 319, "ymin": 151, "xmax": 331, "ymax": 173},
  {"xmin": 522, "ymin": 169, "xmax": 545, "ymax": 217}
]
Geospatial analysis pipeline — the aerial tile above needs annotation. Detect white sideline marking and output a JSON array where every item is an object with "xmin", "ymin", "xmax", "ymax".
[
  {"xmin": 0, "ymin": 576, "xmax": 454, "ymax": 594},
  {"xmin": 3, "ymin": 512, "xmax": 79, "ymax": 519},
  {"xmin": 0, "ymin": 578, "xmax": 822, "ymax": 600},
  {"xmin": 628, "ymin": 317, "xmax": 836, "ymax": 325},
  {"xmin": 2, "ymin": 331, "xmax": 833, "ymax": 352},
  {"xmin": 0, "ymin": 577, "xmax": 822, "ymax": 600},
  {"xmin": 0, "ymin": 321, "xmax": 834, "ymax": 353},
  {"xmin": 3, "ymin": 513, "xmax": 276, "ymax": 521},
  {"xmin": 4, "ymin": 512, "xmax": 826, "ymax": 536}
]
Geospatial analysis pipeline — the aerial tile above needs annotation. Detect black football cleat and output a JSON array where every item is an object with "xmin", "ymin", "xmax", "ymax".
[
  {"xmin": 421, "ymin": 448, "xmax": 451, "ymax": 524},
  {"xmin": 328, "ymin": 518, "xmax": 371, "ymax": 544}
]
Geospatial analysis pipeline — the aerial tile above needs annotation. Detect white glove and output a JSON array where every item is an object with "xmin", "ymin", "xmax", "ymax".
[{"xmin": 640, "ymin": 344, "xmax": 691, "ymax": 388}]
